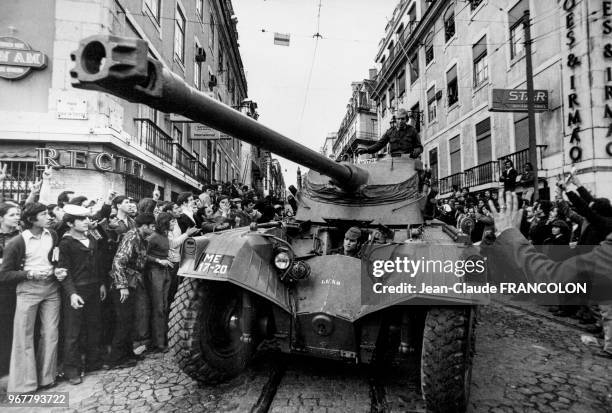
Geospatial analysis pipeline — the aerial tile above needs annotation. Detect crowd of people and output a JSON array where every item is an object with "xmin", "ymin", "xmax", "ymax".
[
  {"xmin": 0, "ymin": 165, "xmax": 293, "ymax": 393},
  {"xmin": 422, "ymin": 161, "xmax": 612, "ymax": 359}
]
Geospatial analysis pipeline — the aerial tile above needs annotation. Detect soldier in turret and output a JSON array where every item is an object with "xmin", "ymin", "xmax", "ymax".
[
  {"xmin": 356, "ymin": 108, "xmax": 422, "ymax": 158},
  {"xmin": 330, "ymin": 227, "xmax": 363, "ymax": 258}
]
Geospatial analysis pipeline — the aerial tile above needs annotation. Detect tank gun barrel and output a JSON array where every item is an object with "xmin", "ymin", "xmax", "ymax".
[{"xmin": 69, "ymin": 35, "xmax": 368, "ymax": 190}]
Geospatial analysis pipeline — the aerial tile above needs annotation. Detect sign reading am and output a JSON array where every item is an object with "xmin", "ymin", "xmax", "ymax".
[
  {"xmin": 0, "ymin": 37, "xmax": 47, "ymax": 80},
  {"xmin": 490, "ymin": 89, "xmax": 549, "ymax": 112}
]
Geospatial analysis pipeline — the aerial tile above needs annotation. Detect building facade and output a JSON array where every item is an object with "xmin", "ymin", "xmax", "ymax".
[
  {"xmin": 332, "ymin": 79, "xmax": 379, "ymax": 162},
  {"xmin": 0, "ymin": 0, "xmax": 248, "ymax": 203},
  {"xmin": 321, "ymin": 132, "xmax": 337, "ymax": 159},
  {"xmin": 371, "ymin": 0, "xmax": 612, "ymax": 199}
]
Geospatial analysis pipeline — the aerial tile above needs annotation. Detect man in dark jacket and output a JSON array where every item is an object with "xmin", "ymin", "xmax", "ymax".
[
  {"xmin": 499, "ymin": 159, "xmax": 518, "ymax": 193},
  {"xmin": 107, "ymin": 213, "xmax": 156, "ymax": 368},
  {"xmin": 357, "ymin": 109, "xmax": 422, "ymax": 158},
  {"xmin": 56, "ymin": 205, "xmax": 106, "ymax": 384}
]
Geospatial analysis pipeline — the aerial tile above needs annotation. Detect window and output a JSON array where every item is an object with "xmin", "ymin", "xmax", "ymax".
[
  {"xmin": 509, "ymin": 0, "xmax": 528, "ymax": 59},
  {"xmin": 427, "ymin": 86, "xmax": 437, "ymax": 122},
  {"xmin": 473, "ymin": 35, "xmax": 488, "ymax": 87},
  {"xmin": 408, "ymin": 5, "xmax": 417, "ymax": 31},
  {"xmin": 409, "ymin": 53, "xmax": 419, "ymax": 83},
  {"xmin": 444, "ymin": 7, "xmax": 455, "ymax": 42},
  {"xmin": 388, "ymin": 85, "xmax": 395, "ymax": 111},
  {"xmin": 476, "ymin": 118, "xmax": 492, "ymax": 163},
  {"xmin": 449, "ymin": 135, "xmax": 461, "ymax": 174},
  {"xmin": 397, "ymin": 70, "xmax": 406, "ymax": 97},
  {"xmin": 174, "ymin": 5, "xmax": 186, "ymax": 63},
  {"xmin": 225, "ymin": 159, "xmax": 229, "ymax": 182},
  {"xmin": 194, "ymin": 41, "xmax": 202, "ymax": 89},
  {"xmin": 424, "ymin": 31, "xmax": 434, "ymax": 65},
  {"xmin": 209, "ymin": 14, "xmax": 215, "ymax": 50},
  {"xmin": 470, "ymin": 0, "xmax": 484, "ymax": 11},
  {"xmin": 447, "ymin": 65, "xmax": 458, "ymax": 106},
  {"xmin": 196, "ymin": 0, "xmax": 204, "ymax": 20},
  {"xmin": 381, "ymin": 93, "xmax": 387, "ymax": 117},
  {"xmin": 145, "ymin": 0, "xmax": 161, "ymax": 22},
  {"xmin": 410, "ymin": 103, "xmax": 421, "ymax": 133},
  {"xmin": 429, "ymin": 148, "xmax": 438, "ymax": 181},
  {"xmin": 218, "ymin": 49, "xmax": 224, "ymax": 74},
  {"xmin": 173, "ymin": 125, "xmax": 183, "ymax": 145}
]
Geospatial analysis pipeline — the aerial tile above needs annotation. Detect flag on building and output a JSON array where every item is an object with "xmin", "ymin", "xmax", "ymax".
[{"xmin": 274, "ymin": 33, "xmax": 290, "ymax": 46}]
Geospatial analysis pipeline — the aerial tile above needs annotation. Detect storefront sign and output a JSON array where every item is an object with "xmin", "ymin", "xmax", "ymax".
[
  {"xmin": 190, "ymin": 124, "xmax": 219, "ymax": 140},
  {"xmin": 490, "ymin": 89, "xmax": 549, "ymax": 112},
  {"xmin": 0, "ymin": 37, "xmax": 47, "ymax": 80},
  {"xmin": 564, "ymin": 0, "xmax": 583, "ymax": 162},
  {"xmin": 36, "ymin": 148, "xmax": 144, "ymax": 177}
]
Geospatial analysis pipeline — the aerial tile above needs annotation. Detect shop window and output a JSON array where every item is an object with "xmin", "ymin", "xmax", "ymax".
[
  {"xmin": 0, "ymin": 161, "xmax": 39, "ymax": 203},
  {"xmin": 125, "ymin": 176, "xmax": 164, "ymax": 201}
]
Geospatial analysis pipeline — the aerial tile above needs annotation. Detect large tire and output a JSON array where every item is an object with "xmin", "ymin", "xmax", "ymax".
[
  {"xmin": 168, "ymin": 278, "xmax": 255, "ymax": 383},
  {"xmin": 420, "ymin": 307, "xmax": 476, "ymax": 413}
]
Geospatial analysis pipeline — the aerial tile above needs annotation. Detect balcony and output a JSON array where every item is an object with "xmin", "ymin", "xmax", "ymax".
[
  {"xmin": 174, "ymin": 143, "xmax": 198, "ymax": 177},
  {"xmin": 437, "ymin": 145, "xmax": 548, "ymax": 195},
  {"xmin": 194, "ymin": 161, "xmax": 208, "ymax": 183},
  {"xmin": 439, "ymin": 172, "xmax": 464, "ymax": 195},
  {"xmin": 134, "ymin": 118, "xmax": 174, "ymax": 164},
  {"xmin": 502, "ymin": 145, "xmax": 547, "ymax": 172},
  {"xmin": 463, "ymin": 161, "xmax": 499, "ymax": 188}
]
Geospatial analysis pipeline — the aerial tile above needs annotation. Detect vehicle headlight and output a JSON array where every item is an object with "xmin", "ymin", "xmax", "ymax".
[{"xmin": 274, "ymin": 251, "xmax": 292, "ymax": 270}]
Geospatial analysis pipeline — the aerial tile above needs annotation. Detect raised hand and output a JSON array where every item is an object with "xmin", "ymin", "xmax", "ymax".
[
  {"xmin": 42, "ymin": 164, "xmax": 53, "ymax": 180},
  {"xmin": 488, "ymin": 192, "xmax": 523, "ymax": 236}
]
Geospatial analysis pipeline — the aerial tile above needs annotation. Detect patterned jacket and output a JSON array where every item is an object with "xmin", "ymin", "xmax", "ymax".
[{"xmin": 110, "ymin": 228, "xmax": 148, "ymax": 289}]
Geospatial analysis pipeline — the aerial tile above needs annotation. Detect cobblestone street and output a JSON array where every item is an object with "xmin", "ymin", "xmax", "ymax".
[{"xmin": 1, "ymin": 302, "xmax": 611, "ymax": 413}]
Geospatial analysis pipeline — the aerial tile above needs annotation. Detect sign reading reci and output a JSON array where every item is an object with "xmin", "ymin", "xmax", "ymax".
[{"xmin": 490, "ymin": 89, "xmax": 549, "ymax": 112}]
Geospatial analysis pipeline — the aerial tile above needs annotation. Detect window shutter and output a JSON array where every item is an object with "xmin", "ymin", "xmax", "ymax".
[
  {"xmin": 509, "ymin": 0, "xmax": 528, "ymax": 27},
  {"xmin": 447, "ymin": 65, "xmax": 457, "ymax": 81},
  {"xmin": 475, "ymin": 118, "xmax": 490, "ymax": 136},
  {"xmin": 427, "ymin": 86, "xmax": 436, "ymax": 103},
  {"xmin": 473, "ymin": 35, "xmax": 487, "ymax": 60}
]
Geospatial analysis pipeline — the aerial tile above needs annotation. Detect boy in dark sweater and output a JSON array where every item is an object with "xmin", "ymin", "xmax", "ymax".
[{"xmin": 56, "ymin": 205, "xmax": 106, "ymax": 384}]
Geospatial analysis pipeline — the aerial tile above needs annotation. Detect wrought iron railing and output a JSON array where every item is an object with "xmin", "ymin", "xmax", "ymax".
[
  {"xmin": 194, "ymin": 161, "xmax": 208, "ymax": 183},
  {"xmin": 134, "ymin": 118, "xmax": 174, "ymax": 164},
  {"xmin": 0, "ymin": 161, "xmax": 40, "ymax": 203},
  {"xmin": 439, "ymin": 172, "xmax": 464, "ymax": 195},
  {"xmin": 463, "ymin": 160, "xmax": 499, "ymax": 188},
  {"xmin": 174, "ymin": 144, "xmax": 197, "ymax": 177},
  {"xmin": 501, "ymin": 145, "xmax": 547, "ymax": 172}
]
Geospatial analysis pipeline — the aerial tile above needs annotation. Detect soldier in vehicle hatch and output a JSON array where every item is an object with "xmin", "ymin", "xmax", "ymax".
[
  {"xmin": 330, "ymin": 227, "xmax": 363, "ymax": 258},
  {"xmin": 356, "ymin": 108, "xmax": 423, "ymax": 158}
]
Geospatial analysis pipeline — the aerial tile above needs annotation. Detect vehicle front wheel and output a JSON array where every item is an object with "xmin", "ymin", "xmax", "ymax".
[
  {"xmin": 420, "ymin": 306, "xmax": 476, "ymax": 413},
  {"xmin": 168, "ymin": 278, "xmax": 255, "ymax": 383}
]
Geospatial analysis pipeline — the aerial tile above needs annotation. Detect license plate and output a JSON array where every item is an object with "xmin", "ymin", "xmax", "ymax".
[{"xmin": 196, "ymin": 253, "xmax": 234, "ymax": 275}]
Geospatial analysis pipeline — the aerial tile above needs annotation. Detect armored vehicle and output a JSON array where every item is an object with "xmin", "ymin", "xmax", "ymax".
[{"xmin": 71, "ymin": 35, "xmax": 486, "ymax": 412}]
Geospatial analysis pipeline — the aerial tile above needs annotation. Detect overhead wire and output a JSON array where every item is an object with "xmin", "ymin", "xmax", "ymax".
[{"xmin": 297, "ymin": 0, "xmax": 323, "ymax": 141}]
